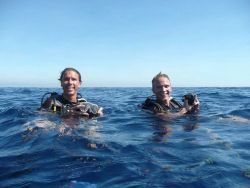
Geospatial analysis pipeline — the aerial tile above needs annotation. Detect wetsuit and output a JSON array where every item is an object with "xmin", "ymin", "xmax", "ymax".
[
  {"xmin": 41, "ymin": 92, "xmax": 100, "ymax": 118},
  {"xmin": 141, "ymin": 96, "xmax": 182, "ymax": 114}
]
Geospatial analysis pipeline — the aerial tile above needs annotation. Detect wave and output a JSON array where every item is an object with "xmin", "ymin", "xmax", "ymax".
[
  {"xmin": 228, "ymin": 109, "xmax": 250, "ymax": 119},
  {"xmin": 1, "ymin": 87, "xmax": 250, "ymax": 187}
]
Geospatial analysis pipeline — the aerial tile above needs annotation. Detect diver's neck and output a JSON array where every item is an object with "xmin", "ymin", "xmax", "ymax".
[
  {"xmin": 157, "ymin": 97, "xmax": 172, "ymax": 107},
  {"xmin": 62, "ymin": 94, "xmax": 77, "ymax": 103}
]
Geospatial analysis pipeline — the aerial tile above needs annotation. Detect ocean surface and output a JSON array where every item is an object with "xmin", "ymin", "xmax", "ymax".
[{"xmin": 0, "ymin": 87, "xmax": 250, "ymax": 188}]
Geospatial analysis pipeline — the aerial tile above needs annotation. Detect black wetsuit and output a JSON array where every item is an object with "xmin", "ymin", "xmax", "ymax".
[
  {"xmin": 41, "ymin": 93, "xmax": 100, "ymax": 118},
  {"xmin": 141, "ymin": 96, "xmax": 182, "ymax": 113}
]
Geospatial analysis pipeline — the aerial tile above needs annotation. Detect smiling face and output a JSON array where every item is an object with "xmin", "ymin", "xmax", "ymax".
[
  {"xmin": 61, "ymin": 70, "xmax": 81, "ymax": 101},
  {"xmin": 152, "ymin": 76, "xmax": 172, "ymax": 104}
]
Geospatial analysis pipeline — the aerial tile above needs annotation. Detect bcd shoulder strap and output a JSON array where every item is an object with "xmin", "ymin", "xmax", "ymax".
[
  {"xmin": 170, "ymin": 98, "xmax": 183, "ymax": 109},
  {"xmin": 143, "ymin": 97, "xmax": 167, "ymax": 113}
]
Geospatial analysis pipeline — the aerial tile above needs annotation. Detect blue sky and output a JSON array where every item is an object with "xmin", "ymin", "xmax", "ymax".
[{"xmin": 0, "ymin": 0, "xmax": 249, "ymax": 87}]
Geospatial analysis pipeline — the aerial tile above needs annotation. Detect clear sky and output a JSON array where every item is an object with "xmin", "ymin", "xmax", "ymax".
[{"xmin": 0, "ymin": 0, "xmax": 249, "ymax": 87}]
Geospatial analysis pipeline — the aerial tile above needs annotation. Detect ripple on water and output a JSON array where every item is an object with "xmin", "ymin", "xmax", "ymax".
[{"xmin": 0, "ymin": 87, "xmax": 250, "ymax": 187}]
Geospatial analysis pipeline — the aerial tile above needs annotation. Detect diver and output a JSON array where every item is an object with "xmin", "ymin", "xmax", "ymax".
[
  {"xmin": 141, "ymin": 72, "xmax": 200, "ymax": 118},
  {"xmin": 40, "ymin": 68, "xmax": 103, "ymax": 118}
]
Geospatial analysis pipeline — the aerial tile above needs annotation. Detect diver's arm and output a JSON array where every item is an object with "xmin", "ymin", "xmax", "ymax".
[
  {"xmin": 156, "ymin": 108, "xmax": 190, "ymax": 120},
  {"xmin": 156, "ymin": 97, "xmax": 200, "ymax": 119},
  {"xmin": 156, "ymin": 110, "xmax": 186, "ymax": 119}
]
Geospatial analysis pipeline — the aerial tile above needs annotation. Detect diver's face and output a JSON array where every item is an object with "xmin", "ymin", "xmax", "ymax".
[
  {"xmin": 152, "ymin": 76, "xmax": 172, "ymax": 103},
  {"xmin": 61, "ymin": 70, "xmax": 81, "ymax": 98}
]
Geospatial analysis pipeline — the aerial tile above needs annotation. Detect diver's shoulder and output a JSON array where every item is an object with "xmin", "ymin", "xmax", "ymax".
[
  {"xmin": 41, "ymin": 92, "xmax": 60, "ymax": 108},
  {"xmin": 141, "ymin": 96, "xmax": 165, "ymax": 113}
]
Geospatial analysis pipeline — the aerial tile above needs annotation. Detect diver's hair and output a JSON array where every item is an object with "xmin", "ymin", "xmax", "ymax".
[
  {"xmin": 59, "ymin": 67, "xmax": 82, "ymax": 83},
  {"xmin": 152, "ymin": 72, "xmax": 170, "ymax": 85}
]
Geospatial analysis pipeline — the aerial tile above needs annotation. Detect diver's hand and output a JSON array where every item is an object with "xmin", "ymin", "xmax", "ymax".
[
  {"xmin": 66, "ymin": 104, "xmax": 90, "ymax": 117},
  {"xmin": 97, "ymin": 107, "xmax": 104, "ymax": 117},
  {"xmin": 63, "ymin": 103, "xmax": 103, "ymax": 118},
  {"xmin": 73, "ymin": 104, "xmax": 89, "ymax": 112},
  {"xmin": 193, "ymin": 96, "xmax": 200, "ymax": 110},
  {"xmin": 73, "ymin": 104, "xmax": 103, "ymax": 117},
  {"xmin": 183, "ymin": 95, "xmax": 200, "ymax": 113}
]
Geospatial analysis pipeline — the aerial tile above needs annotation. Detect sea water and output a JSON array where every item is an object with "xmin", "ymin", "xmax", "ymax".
[{"xmin": 0, "ymin": 87, "xmax": 250, "ymax": 187}]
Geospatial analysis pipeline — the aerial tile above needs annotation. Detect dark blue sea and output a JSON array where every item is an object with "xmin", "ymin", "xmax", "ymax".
[{"xmin": 0, "ymin": 87, "xmax": 250, "ymax": 188}]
